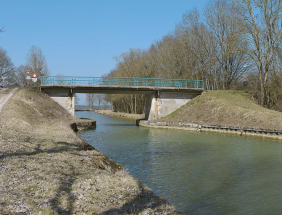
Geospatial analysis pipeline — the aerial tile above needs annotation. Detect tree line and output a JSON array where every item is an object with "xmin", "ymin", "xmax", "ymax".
[
  {"xmin": 106, "ymin": 0, "xmax": 282, "ymax": 113},
  {"xmin": 0, "ymin": 32, "xmax": 49, "ymax": 88}
]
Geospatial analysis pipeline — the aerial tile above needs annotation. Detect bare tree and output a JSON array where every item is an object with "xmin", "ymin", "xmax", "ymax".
[
  {"xmin": 178, "ymin": 8, "xmax": 218, "ymax": 89},
  {"xmin": 0, "ymin": 47, "xmax": 16, "ymax": 87},
  {"xmin": 95, "ymin": 94, "xmax": 103, "ymax": 110},
  {"xmin": 86, "ymin": 94, "xmax": 95, "ymax": 110},
  {"xmin": 232, "ymin": 0, "xmax": 282, "ymax": 105},
  {"xmin": 205, "ymin": 0, "xmax": 249, "ymax": 89},
  {"xmin": 26, "ymin": 45, "xmax": 49, "ymax": 78},
  {"xmin": 15, "ymin": 64, "xmax": 31, "ymax": 87}
]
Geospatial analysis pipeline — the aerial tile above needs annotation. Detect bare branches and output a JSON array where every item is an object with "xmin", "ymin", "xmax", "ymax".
[
  {"xmin": 86, "ymin": 94, "xmax": 95, "ymax": 110},
  {"xmin": 232, "ymin": 0, "xmax": 282, "ymax": 105},
  {"xmin": 204, "ymin": 0, "xmax": 249, "ymax": 89},
  {"xmin": 0, "ymin": 47, "xmax": 16, "ymax": 87},
  {"xmin": 26, "ymin": 45, "xmax": 49, "ymax": 77}
]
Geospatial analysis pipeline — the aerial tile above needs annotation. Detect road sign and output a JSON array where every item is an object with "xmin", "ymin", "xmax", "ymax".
[
  {"xmin": 25, "ymin": 70, "xmax": 31, "ymax": 75},
  {"xmin": 32, "ymin": 73, "xmax": 37, "ymax": 78},
  {"xmin": 32, "ymin": 78, "xmax": 37, "ymax": 82},
  {"xmin": 26, "ymin": 76, "xmax": 31, "ymax": 80}
]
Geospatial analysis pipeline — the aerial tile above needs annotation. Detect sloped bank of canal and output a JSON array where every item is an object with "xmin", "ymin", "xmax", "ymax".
[{"xmin": 0, "ymin": 88, "xmax": 177, "ymax": 214}]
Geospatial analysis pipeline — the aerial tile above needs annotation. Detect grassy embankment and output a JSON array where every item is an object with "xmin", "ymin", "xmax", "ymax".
[
  {"xmin": 162, "ymin": 90, "xmax": 282, "ymax": 131},
  {"xmin": 0, "ymin": 88, "xmax": 177, "ymax": 214}
]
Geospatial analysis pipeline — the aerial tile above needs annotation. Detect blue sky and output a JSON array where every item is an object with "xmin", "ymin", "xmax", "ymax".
[{"xmin": 0, "ymin": 0, "xmax": 208, "ymax": 78}]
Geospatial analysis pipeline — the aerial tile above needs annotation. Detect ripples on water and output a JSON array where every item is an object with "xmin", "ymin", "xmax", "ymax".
[{"xmin": 76, "ymin": 111, "xmax": 282, "ymax": 214}]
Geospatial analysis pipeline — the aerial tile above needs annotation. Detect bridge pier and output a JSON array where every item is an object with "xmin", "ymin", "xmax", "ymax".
[
  {"xmin": 42, "ymin": 89, "xmax": 199, "ymax": 120},
  {"xmin": 43, "ymin": 89, "xmax": 75, "ymax": 116},
  {"xmin": 145, "ymin": 91, "xmax": 198, "ymax": 120}
]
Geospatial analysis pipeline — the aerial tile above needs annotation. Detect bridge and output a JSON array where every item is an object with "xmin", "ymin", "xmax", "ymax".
[{"xmin": 41, "ymin": 76, "xmax": 204, "ymax": 120}]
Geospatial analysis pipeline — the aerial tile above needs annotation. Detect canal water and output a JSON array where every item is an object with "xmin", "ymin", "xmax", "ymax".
[{"xmin": 76, "ymin": 111, "xmax": 282, "ymax": 214}]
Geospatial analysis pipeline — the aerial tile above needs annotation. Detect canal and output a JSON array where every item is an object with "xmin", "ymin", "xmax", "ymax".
[{"xmin": 76, "ymin": 111, "xmax": 282, "ymax": 214}]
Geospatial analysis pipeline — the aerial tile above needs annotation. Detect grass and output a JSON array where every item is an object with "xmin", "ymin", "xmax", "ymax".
[
  {"xmin": 163, "ymin": 90, "xmax": 282, "ymax": 131},
  {"xmin": 0, "ymin": 88, "xmax": 178, "ymax": 214}
]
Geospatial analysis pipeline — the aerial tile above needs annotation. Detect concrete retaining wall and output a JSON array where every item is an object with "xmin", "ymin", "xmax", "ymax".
[
  {"xmin": 145, "ymin": 92, "xmax": 198, "ymax": 120},
  {"xmin": 71, "ymin": 118, "xmax": 96, "ymax": 132},
  {"xmin": 43, "ymin": 90, "xmax": 75, "ymax": 115},
  {"xmin": 139, "ymin": 120, "xmax": 282, "ymax": 140}
]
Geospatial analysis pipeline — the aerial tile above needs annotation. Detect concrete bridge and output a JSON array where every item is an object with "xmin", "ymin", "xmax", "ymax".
[{"xmin": 41, "ymin": 76, "xmax": 204, "ymax": 120}]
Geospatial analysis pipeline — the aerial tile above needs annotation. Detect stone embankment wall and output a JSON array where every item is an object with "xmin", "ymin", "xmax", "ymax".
[
  {"xmin": 139, "ymin": 121, "xmax": 282, "ymax": 140},
  {"xmin": 71, "ymin": 118, "xmax": 96, "ymax": 132}
]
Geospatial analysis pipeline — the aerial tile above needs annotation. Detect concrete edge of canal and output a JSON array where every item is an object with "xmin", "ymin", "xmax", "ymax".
[{"xmin": 138, "ymin": 120, "xmax": 282, "ymax": 140}]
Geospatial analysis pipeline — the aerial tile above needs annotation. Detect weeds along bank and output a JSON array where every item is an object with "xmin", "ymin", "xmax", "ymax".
[{"xmin": 0, "ymin": 88, "xmax": 177, "ymax": 214}]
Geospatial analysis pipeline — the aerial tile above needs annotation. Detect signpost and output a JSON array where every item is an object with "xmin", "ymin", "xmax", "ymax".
[
  {"xmin": 31, "ymin": 73, "xmax": 38, "ymax": 87},
  {"xmin": 25, "ymin": 71, "xmax": 38, "ymax": 87},
  {"xmin": 25, "ymin": 70, "xmax": 31, "ymax": 87},
  {"xmin": 31, "ymin": 73, "xmax": 38, "ymax": 82}
]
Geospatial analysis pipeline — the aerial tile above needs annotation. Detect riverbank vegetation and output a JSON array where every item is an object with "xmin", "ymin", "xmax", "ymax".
[
  {"xmin": 105, "ymin": 0, "xmax": 282, "ymax": 113},
  {"xmin": 0, "ymin": 43, "xmax": 49, "ymax": 88},
  {"xmin": 162, "ymin": 90, "xmax": 282, "ymax": 131},
  {"xmin": 0, "ymin": 88, "xmax": 178, "ymax": 214}
]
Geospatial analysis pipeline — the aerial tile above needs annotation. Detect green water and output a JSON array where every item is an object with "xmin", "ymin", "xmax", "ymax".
[{"xmin": 76, "ymin": 111, "xmax": 282, "ymax": 214}]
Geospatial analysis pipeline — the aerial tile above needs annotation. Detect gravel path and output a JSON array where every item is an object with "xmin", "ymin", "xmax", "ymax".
[{"xmin": 0, "ymin": 88, "xmax": 18, "ymax": 112}]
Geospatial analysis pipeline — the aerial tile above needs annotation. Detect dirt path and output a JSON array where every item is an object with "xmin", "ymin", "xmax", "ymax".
[{"xmin": 0, "ymin": 88, "xmax": 18, "ymax": 112}]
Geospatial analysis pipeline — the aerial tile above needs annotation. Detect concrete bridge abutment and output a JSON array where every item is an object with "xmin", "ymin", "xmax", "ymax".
[
  {"xmin": 43, "ymin": 89, "xmax": 76, "ymax": 116},
  {"xmin": 145, "ymin": 91, "xmax": 198, "ymax": 121}
]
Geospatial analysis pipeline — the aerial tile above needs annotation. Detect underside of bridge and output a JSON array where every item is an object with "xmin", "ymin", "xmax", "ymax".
[{"xmin": 41, "ymin": 85, "xmax": 203, "ymax": 120}]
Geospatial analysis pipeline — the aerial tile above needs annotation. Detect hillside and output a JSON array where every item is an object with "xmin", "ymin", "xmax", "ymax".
[
  {"xmin": 163, "ymin": 91, "xmax": 282, "ymax": 131},
  {"xmin": 0, "ymin": 88, "xmax": 177, "ymax": 214}
]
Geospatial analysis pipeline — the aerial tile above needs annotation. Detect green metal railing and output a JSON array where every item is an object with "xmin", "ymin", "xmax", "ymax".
[{"xmin": 41, "ymin": 76, "xmax": 204, "ymax": 89}]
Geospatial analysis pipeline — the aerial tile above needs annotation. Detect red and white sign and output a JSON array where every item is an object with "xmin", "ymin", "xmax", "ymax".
[
  {"xmin": 25, "ymin": 70, "xmax": 31, "ymax": 75},
  {"xmin": 32, "ymin": 73, "xmax": 37, "ymax": 78}
]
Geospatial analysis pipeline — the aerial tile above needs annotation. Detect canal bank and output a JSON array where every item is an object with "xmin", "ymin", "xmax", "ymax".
[
  {"xmin": 0, "ymin": 88, "xmax": 178, "ymax": 214},
  {"xmin": 161, "ymin": 90, "xmax": 282, "ymax": 131},
  {"xmin": 139, "ymin": 120, "xmax": 282, "ymax": 140},
  {"xmin": 94, "ymin": 91, "xmax": 282, "ymax": 140}
]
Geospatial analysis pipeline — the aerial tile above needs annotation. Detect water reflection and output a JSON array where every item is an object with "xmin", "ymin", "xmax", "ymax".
[
  {"xmin": 105, "ymin": 123, "xmax": 136, "ymax": 127},
  {"xmin": 77, "ymin": 111, "xmax": 282, "ymax": 214}
]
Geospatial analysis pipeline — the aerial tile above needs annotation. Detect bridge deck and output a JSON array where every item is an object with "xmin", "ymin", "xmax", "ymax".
[
  {"xmin": 41, "ymin": 76, "xmax": 204, "ymax": 90},
  {"xmin": 41, "ymin": 84, "xmax": 204, "ymax": 94}
]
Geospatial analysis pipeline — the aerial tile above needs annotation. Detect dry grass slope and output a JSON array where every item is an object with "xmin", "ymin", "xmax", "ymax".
[
  {"xmin": 163, "ymin": 90, "xmax": 282, "ymax": 131},
  {"xmin": 0, "ymin": 88, "xmax": 178, "ymax": 214}
]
